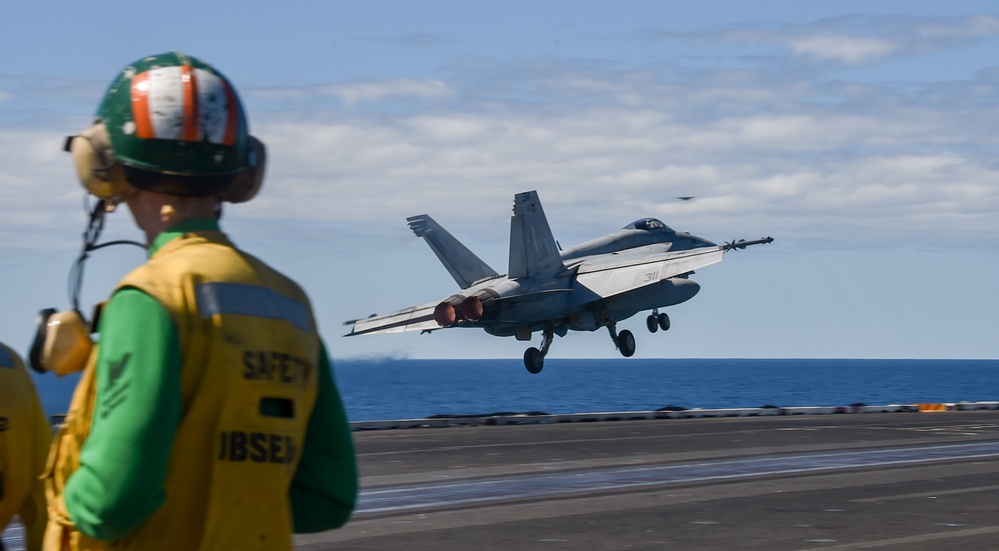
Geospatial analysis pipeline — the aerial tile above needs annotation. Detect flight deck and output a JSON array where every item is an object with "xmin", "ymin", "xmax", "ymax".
[
  {"xmin": 6, "ymin": 408, "xmax": 999, "ymax": 550},
  {"xmin": 296, "ymin": 409, "xmax": 999, "ymax": 550}
]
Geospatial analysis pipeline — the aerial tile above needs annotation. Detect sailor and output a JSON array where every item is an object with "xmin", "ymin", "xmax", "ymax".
[
  {"xmin": 0, "ymin": 342, "xmax": 51, "ymax": 551},
  {"xmin": 41, "ymin": 52, "xmax": 357, "ymax": 550}
]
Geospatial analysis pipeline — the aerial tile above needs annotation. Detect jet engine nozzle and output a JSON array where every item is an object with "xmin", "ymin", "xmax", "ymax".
[
  {"xmin": 434, "ymin": 300, "xmax": 459, "ymax": 327},
  {"xmin": 434, "ymin": 293, "xmax": 490, "ymax": 327},
  {"xmin": 459, "ymin": 296, "xmax": 484, "ymax": 321}
]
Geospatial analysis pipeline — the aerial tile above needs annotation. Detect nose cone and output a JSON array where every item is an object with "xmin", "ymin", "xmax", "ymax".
[
  {"xmin": 692, "ymin": 234, "xmax": 717, "ymax": 248},
  {"xmin": 676, "ymin": 232, "xmax": 717, "ymax": 249}
]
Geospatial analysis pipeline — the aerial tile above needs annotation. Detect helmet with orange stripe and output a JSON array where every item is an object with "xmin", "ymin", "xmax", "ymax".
[{"xmin": 67, "ymin": 52, "xmax": 265, "ymax": 205}]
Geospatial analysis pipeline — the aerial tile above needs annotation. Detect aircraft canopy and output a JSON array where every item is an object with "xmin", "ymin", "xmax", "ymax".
[{"xmin": 623, "ymin": 218, "xmax": 673, "ymax": 232}]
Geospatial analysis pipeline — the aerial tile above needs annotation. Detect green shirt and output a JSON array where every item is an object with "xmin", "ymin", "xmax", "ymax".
[{"xmin": 64, "ymin": 219, "xmax": 357, "ymax": 539}]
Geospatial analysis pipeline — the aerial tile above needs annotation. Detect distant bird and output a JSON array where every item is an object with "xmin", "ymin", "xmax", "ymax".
[{"xmin": 676, "ymin": 196, "xmax": 696, "ymax": 201}]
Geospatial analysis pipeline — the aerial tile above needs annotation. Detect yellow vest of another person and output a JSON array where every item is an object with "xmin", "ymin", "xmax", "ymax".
[
  {"xmin": 43, "ymin": 230, "xmax": 320, "ymax": 551},
  {"xmin": 1, "ymin": 342, "xmax": 52, "ymax": 551}
]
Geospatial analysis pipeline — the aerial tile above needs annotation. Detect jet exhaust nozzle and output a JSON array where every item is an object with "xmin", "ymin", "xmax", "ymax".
[
  {"xmin": 459, "ymin": 296, "xmax": 484, "ymax": 322},
  {"xmin": 434, "ymin": 293, "xmax": 491, "ymax": 327},
  {"xmin": 434, "ymin": 299, "xmax": 459, "ymax": 327}
]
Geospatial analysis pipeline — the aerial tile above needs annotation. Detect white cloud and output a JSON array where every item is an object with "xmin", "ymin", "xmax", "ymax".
[
  {"xmin": 917, "ymin": 14, "xmax": 999, "ymax": 39},
  {"xmin": 320, "ymin": 79, "xmax": 452, "ymax": 105},
  {"xmin": 238, "ymin": 76, "xmax": 998, "ymax": 249},
  {"xmin": 657, "ymin": 14, "xmax": 999, "ymax": 66},
  {"xmin": 248, "ymin": 78, "xmax": 452, "ymax": 106},
  {"xmin": 781, "ymin": 15, "xmax": 999, "ymax": 64},
  {"xmin": 787, "ymin": 34, "xmax": 897, "ymax": 64},
  {"xmin": 4, "ymin": 15, "xmax": 998, "ymax": 259}
]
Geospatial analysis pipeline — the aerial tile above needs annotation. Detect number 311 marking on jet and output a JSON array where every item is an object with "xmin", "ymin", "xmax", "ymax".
[{"xmin": 345, "ymin": 191, "xmax": 772, "ymax": 373}]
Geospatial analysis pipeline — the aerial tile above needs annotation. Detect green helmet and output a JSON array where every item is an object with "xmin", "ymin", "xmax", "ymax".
[{"xmin": 96, "ymin": 52, "xmax": 251, "ymax": 196}]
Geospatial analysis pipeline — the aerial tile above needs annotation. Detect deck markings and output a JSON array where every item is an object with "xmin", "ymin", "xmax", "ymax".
[{"xmin": 357, "ymin": 441, "xmax": 999, "ymax": 514}]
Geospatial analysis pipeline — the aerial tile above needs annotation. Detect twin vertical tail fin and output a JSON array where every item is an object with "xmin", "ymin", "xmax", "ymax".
[
  {"xmin": 508, "ymin": 190, "xmax": 563, "ymax": 278},
  {"xmin": 407, "ymin": 215, "xmax": 499, "ymax": 289},
  {"xmin": 407, "ymin": 190, "xmax": 563, "ymax": 287}
]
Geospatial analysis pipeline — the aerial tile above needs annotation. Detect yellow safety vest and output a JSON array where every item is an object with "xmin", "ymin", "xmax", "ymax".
[
  {"xmin": 1, "ymin": 343, "xmax": 52, "ymax": 551},
  {"xmin": 44, "ymin": 230, "xmax": 319, "ymax": 551}
]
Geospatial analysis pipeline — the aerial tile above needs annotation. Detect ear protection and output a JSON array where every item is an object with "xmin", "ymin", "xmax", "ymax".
[
  {"xmin": 66, "ymin": 123, "xmax": 267, "ymax": 204},
  {"xmin": 65, "ymin": 122, "xmax": 132, "ymax": 204},
  {"xmin": 28, "ymin": 308, "xmax": 96, "ymax": 376}
]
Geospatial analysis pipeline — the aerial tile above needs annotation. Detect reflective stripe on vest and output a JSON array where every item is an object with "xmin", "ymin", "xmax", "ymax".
[{"xmin": 196, "ymin": 282, "xmax": 313, "ymax": 332}]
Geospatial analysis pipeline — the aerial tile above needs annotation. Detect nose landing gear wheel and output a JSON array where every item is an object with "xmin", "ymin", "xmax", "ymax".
[
  {"xmin": 616, "ymin": 329, "xmax": 636, "ymax": 357},
  {"xmin": 646, "ymin": 314, "xmax": 659, "ymax": 333},
  {"xmin": 523, "ymin": 327, "xmax": 554, "ymax": 374},
  {"xmin": 524, "ymin": 347, "xmax": 544, "ymax": 374}
]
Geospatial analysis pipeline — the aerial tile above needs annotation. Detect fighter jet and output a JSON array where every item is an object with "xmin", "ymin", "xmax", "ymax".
[{"xmin": 345, "ymin": 190, "xmax": 772, "ymax": 373}]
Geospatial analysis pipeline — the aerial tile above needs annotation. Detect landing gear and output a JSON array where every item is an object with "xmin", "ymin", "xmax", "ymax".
[
  {"xmin": 522, "ymin": 314, "xmax": 648, "ymax": 371},
  {"xmin": 523, "ymin": 327, "xmax": 554, "ymax": 374},
  {"xmin": 647, "ymin": 310, "xmax": 670, "ymax": 333},
  {"xmin": 606, "ymin": 324, "xmax": 636, "ymax": 357},
  {"xmin": 658, "ymin": 312, "xmax": 670, "ymax": 331},
  {"xmin": 524, "ymin": 348, "xmax": 544, "ymax": 374},
  {"xmin": 617, "ymin": 330, "xmax": 636, "ymax": 357}
]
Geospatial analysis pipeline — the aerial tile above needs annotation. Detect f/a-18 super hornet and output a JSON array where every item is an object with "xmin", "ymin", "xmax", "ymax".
[{"xmin": 345, "ymin": 190, "xmax": 772, "ymax": 373}]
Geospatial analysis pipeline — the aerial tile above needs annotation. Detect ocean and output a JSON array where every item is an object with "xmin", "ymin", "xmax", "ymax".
[{"xmin": 31, "ymin": 358, "xmax": 999, "ymax": 422}]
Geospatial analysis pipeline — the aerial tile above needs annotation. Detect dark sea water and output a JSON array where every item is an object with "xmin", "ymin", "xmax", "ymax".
[{"xmin": 32, "ymin": 358, "xmax": 999, "ymax": 422}]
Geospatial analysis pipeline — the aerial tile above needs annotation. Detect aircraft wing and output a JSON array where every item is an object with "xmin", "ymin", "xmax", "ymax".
[
  {"xmin": 573, "ymin": 246, "xmax": 726, "ymax": 299},
  {"xmin": 344, "ymin": 301, "xmax": 440, "ymax": 336}
]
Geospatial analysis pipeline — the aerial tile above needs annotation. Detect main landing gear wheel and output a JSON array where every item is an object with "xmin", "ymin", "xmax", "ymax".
[
  {"xmin": 658, "ymin": 312, "xmax": 670, "ymax": 331},
  {"xmin": 616, "ymin": 329, "xmax": 636, "ymax": 357},
  {"xmin": 648, "ymin": 310, "xmax": 671, "ymax": 333},
  {"xmin": 524, "ymin": 347, "xmax": 544, "ymax": 374}
]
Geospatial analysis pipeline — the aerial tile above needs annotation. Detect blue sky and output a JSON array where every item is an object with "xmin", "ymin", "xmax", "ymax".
[{"xmin": 1, "ymin": 1, "xmax": 997, "ymax": 362}]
